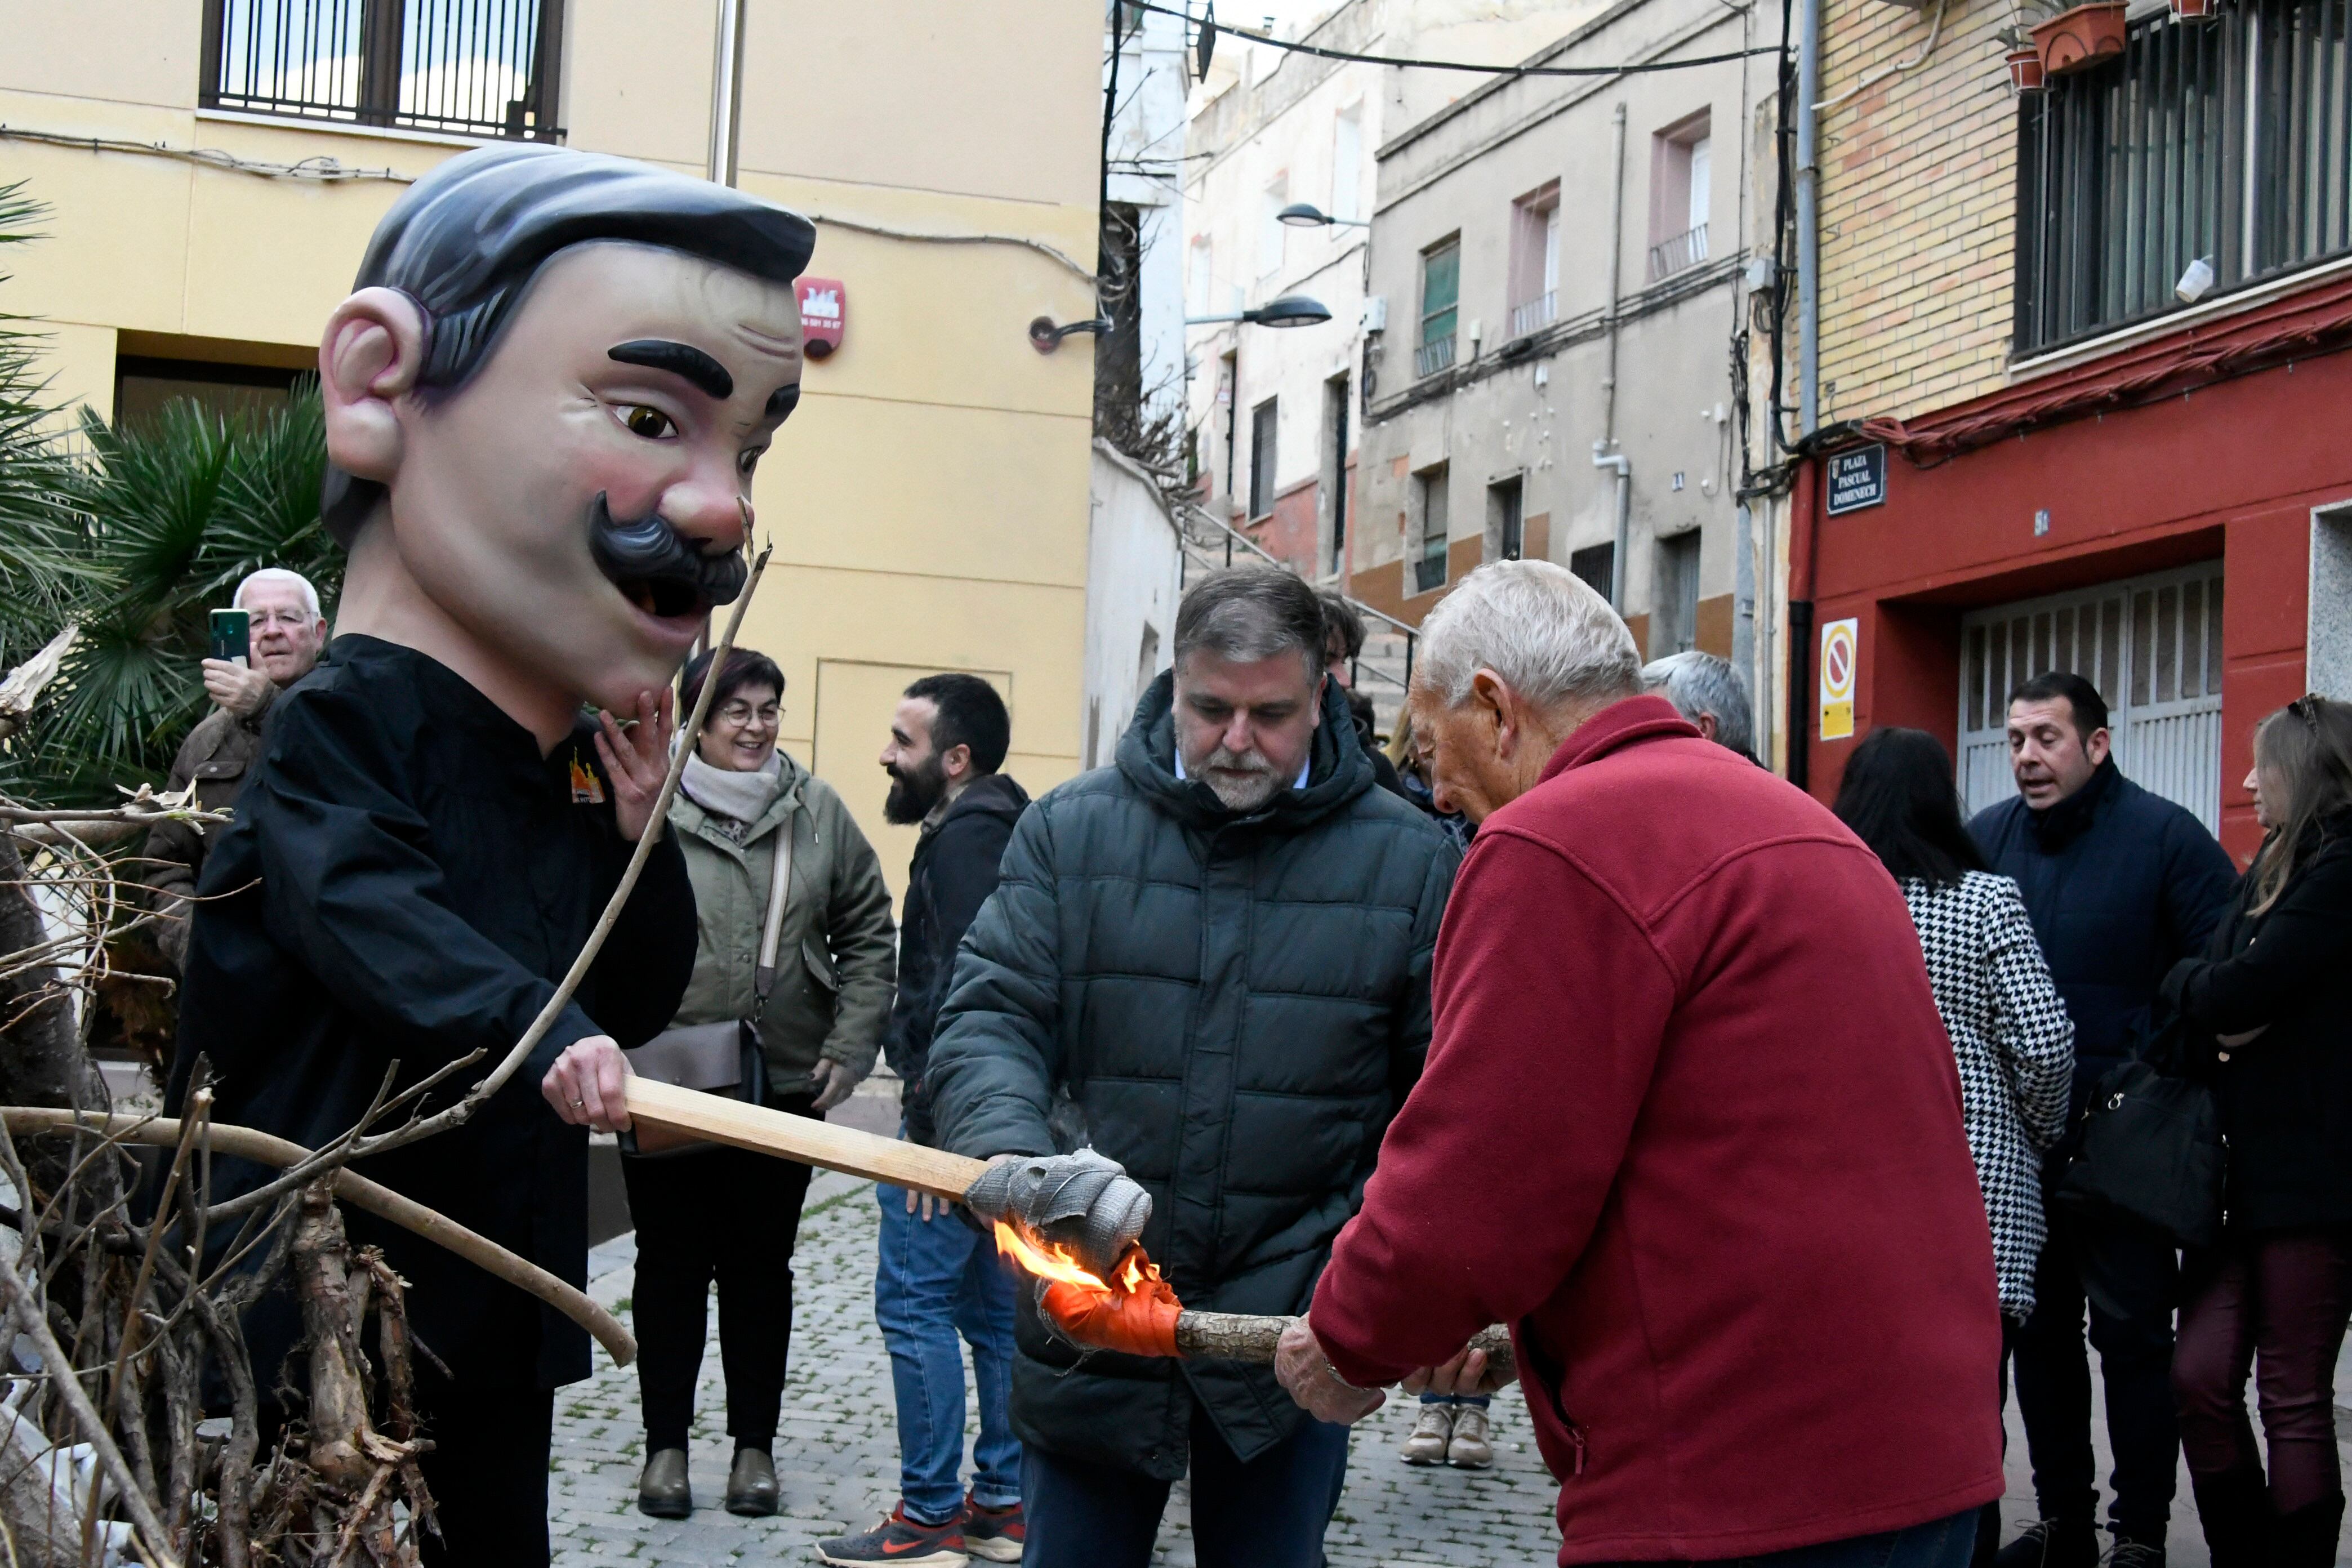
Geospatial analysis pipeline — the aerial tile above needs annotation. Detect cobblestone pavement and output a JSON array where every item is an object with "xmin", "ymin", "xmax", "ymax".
[
  {"xmin": 551, "ymin": 1157, "xmax": 2352, "ymax": 1566},
  {"xmin": 550, "ymin": 1170, "xmax": 1562, "ymax": 1566}
]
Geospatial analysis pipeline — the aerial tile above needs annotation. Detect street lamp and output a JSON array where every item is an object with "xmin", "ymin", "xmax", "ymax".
[
  {"xmin": 1184, "ymin": 294, "xmax": 1334, "ymax": 328},
  {"xmin": 1276, "ymin": 202, "xmax": 1370, "ymax": 230}
]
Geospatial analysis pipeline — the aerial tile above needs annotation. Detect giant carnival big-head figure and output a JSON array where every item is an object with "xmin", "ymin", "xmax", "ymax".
[{"xmin": 319, "ymin": 145, "xmax": 815, "ymax": 733}]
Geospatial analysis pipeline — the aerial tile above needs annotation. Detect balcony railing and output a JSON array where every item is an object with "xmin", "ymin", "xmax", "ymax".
[
  {"xmin": 1414, "ymin": 334, "xmax": 1457, "ymax": 378},
  {"xmin": 2016, "ymin": 0, "xmax": 2352, "ymax": 354},
  {"xmin": 1647, "ymin": 224, "xmax": 1709, "ymax": 282},
  {"xmin": 1507, "ymin": 291, "xmax": 1556, "ymax": 338},
  {"xmin": 200, "ymin": 0, "xmax": 565, "ymax": 140}
]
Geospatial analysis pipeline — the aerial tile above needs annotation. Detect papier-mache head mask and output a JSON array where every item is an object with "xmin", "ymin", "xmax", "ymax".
[{"xmin": 319, "ymin": 144, "xmax": 816, "ymax": 715}]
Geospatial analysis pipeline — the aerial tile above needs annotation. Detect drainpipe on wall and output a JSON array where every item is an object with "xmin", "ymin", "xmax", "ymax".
[
  {"xmin": 708, "ymin": 0, "xmax": 747, "ymax": 188},
  {"xmin": 1597, "ymin": 101, "xmax": 1632, "ymax": 616},
  {"xmin": 1594, "ymin": 446, "xmax": 1632, "ymax": 616},
  {"xmin": 1796, "ymin": 0, "xmax": 1820, "ymax": 436}
]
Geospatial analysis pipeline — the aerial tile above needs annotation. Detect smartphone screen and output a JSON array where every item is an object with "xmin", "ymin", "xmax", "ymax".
[{"xmin": 209, "ymin": 608, "xmax": 251, "ymax": 667}]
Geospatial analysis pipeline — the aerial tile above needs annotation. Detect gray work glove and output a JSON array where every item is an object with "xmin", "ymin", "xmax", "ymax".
[{"xmin": 961, "ymin": 1148, "xmax": 1153, "ymax": 1281}]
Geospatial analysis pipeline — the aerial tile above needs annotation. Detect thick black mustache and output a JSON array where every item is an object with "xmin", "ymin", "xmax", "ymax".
[{"xmin": 587, "ymin": 493, "xmax": 749, "ymax": 611}]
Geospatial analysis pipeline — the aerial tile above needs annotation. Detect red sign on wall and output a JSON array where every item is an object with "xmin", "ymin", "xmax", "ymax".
[{"xmin": 797, "ymin": 277, "xmax": 845, "ymax": 359}]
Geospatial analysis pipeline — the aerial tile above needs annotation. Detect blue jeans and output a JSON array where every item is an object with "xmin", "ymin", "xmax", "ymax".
[
  {"xmin": 1595, "ymin": 1508, "xmax": 1979, "ymax": 1567},
  {"xmin": 1021, "ymin": 1404, "xmax": 1351, "ymax": 1568},
  {"xmin": 874, "ymin": 1182, "xmax": 1021, "ymax": 1524}
]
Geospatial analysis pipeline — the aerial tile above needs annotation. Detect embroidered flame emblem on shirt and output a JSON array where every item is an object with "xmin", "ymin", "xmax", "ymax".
[{"xmin": 569, "ymin": 753, "xmax": 605, "ymax": 805}]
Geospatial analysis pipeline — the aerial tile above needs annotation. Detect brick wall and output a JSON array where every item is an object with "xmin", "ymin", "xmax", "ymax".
[{"xmin": 1815, "ymin": 0, "xmax": 2018, "ymax": 422}]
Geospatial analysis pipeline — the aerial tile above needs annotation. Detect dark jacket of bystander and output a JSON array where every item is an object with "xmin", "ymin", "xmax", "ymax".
[{"xmin": 2163, "ymin": 808, "xmax": 2352, "ymax": 1232}]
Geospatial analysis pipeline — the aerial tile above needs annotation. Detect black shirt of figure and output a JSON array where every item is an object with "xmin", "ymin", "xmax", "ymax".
[{"xmin": 170, "ymin": 634, "xmax": 696, "ymax": 1391}]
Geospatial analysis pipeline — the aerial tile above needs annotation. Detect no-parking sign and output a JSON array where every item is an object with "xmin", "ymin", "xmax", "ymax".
[{"xmin": 1819, "ymin": 617, "xmax": 1857, "ymax": 741}]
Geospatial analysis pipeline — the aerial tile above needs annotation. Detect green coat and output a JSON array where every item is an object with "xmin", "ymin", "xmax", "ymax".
[{"xmin": 667, "ymin": 752, "xmax": 896, "ymax": 1093}]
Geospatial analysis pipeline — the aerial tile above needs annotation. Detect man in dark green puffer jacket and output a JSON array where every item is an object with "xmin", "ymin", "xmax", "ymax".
[{"xmin": 927, "ymin": 568, "xmax": 1459, "ymax": 1568}]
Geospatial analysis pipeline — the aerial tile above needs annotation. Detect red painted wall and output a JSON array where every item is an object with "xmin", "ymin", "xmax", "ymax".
[
  {"xmin": 1802, "ymin": 348, "xmax": 2338, "ymax": 863},
  {"xmin": 1249, "ymin": 475, "xmax": 1322, "ymax": 576}
]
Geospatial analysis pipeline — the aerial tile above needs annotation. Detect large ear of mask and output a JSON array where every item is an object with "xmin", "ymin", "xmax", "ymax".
[{"xmin": 320, "ymin": 144, "xmax": 816, "ymax": 545}]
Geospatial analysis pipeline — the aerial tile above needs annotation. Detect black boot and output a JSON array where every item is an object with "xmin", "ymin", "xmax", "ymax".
[
  {"xmin": 1990, "ymin": 1517, "xmax": 2100, "ymax": 1568},
  {"xmin": 2273, "ymin": 1491, "xmax": 2345, "ymax": 1568},
  {"xmin": 2188, "ymin": 1468, "xmax": 2271, "ymax": 1568}
]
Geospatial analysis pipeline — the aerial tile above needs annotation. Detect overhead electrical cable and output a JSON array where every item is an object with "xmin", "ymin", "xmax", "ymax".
[{"xmin": 1137, "ymin": 0, "xmax": 1780, "ymax": 77}]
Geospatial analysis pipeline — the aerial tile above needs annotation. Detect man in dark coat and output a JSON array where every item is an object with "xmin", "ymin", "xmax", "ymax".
[
  {"xmin": 145, "ymin": 568, "xmax": 327, "ymax": 969},
  {"xmin": 818, "ymin": 674, "xmax": 1032, "ymax": 1563},
  {"xmin": 926, "ymin": 567, "xmax": 1459, "ymax": 1568},
  {"xmin": 1969, "ymin": 671, "xmax": 2239, "ymax": 1568},
  {"xmin": 171, "ymin": 144, "xmax": 817, "ymax": 1566}
]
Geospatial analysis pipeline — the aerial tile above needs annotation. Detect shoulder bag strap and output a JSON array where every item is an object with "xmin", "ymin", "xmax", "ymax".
[{"xmin": 751, "ymin": 807, "xmax": 795, "ymax": 1013}]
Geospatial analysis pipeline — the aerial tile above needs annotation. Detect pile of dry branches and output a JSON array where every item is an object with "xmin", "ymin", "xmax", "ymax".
[{"xmin": 0, "ymin": 550, "xmax": 769, "ymax": 1563}]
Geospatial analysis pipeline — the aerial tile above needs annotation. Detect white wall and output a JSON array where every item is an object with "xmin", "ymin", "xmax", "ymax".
[{"xmin": 1083, "ymin": 442, "xmax": 1184, "ymax": 770}]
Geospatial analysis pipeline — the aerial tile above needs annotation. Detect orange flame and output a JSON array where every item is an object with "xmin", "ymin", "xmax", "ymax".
[
  {"xmin": 992, "ymin": 1221, "xmax": 1168, "ymax": 1298},
  {"xmin": 993, "ymin": 1221, "xmax": 1113, "ymax": 1293}
]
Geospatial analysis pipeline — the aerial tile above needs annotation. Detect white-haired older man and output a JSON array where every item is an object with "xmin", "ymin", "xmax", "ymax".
[
  {"xmin": 1273, "ymin": 560, "xmax": 2003, "ymax": 1567},
  {"xmin": 1641, "ymin": 648, "xmax": 1757, "ymax": 762},
  {"xmin": 145, "ymin": 567, "xmax": 328, "ymax": 969}
]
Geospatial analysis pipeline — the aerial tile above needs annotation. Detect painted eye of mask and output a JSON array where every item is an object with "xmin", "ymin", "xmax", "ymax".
[{"xmin": 620, "ymin": 405, "xmax": 676, "ymax": 440}]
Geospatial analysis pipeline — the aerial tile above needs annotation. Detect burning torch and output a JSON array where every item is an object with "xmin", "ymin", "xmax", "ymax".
[{"xmin": 623, "ymin": 1079, "xmax": 1509, "ymax": 1367}]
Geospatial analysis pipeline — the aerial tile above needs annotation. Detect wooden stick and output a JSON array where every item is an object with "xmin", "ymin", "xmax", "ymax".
[
  {"xmin": 621, "ymin": 1079, "xmax": 987, "ymax": 1200},
  {"xmin": 0, "ymin": 1109, "xmax": 636, "ymax": 1367},
  {"xmin": 1174, "ymin": 1313, "xmax": 1513, "ymax": 1369}
]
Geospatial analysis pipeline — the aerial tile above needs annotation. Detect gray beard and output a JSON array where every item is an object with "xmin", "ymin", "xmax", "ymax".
[{"xmin": 1196, "ymin": 749, "xmax": 1282, "ymax": 813}]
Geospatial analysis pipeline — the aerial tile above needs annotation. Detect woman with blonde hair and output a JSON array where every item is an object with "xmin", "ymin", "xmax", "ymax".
[{"xmin": 2164, "ymin": 694, "xmax": 2352, "ymax": 1566}]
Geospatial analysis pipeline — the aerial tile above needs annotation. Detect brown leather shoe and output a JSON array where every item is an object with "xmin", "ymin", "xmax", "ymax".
[
  {"xmin": 637, "ymin": 1447, "xmax": 691, "ymax": 1518},
  {"xmin": 724, "ymin": 1447, "xmax": 778, "ymax": 1517}
]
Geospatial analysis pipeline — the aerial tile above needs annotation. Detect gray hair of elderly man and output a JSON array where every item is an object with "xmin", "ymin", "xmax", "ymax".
[
  {"xmin": 232, "ymin": 567, "xmax": 325, "ymax": 622},
  {"xmin": 1415, "ymin": 560, "xmax": 1642, "ymax": 711},
  {"xmin": 1642, "ymin": 649, "xmax": 1756, "ymax": 758}
]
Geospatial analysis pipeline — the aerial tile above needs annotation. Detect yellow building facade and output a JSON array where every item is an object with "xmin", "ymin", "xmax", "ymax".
[{"xmin": 0, "ymin": 0, "xmax": 1101, "ymax": 879}]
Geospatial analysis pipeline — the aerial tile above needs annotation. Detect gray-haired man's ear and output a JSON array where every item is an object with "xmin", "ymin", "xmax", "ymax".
[{"xmin": 319, "ymin": 286, "xmax": 428, "ymax": 488}]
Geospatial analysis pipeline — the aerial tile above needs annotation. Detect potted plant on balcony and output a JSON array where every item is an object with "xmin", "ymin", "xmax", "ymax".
[
  {"xmin": 2167, "ymin": 0, "xmax": 2219, "ymax": 23},
  {"xmin": 1999, "ymin": 25, "xmax": 2047, "ymax": 89},
  {"xmin": 2028, "ymin": 0, "xmax": 2128, "ymax": 76}
]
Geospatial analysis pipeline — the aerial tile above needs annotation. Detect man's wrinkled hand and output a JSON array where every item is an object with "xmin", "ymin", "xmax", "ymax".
[
  {"xmin": 1275, "ymin": 1320, "xmax": 1386, "ymax": 1426},
  {"xmin": 543, "ymin": 1036, "xmax": 632, "ymax": 1133},
  {"xmin": 811, "ymin": 1057, "xmax": 861, "ymax": 1113},
  {"xmin": 1400, "ymin": 1342, "xmax": 1510, "ymax": 1400},
  {"xmin": 594, "ymin": 686, "xmax": 676, "ymax": 844},
  {"xmin": 202, "ymin": 658, "xmax": 274, "ymax": 720}
]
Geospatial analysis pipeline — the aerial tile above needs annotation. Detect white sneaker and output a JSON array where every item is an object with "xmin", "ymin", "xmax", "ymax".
[
  {"xmin": 1398, "ymin": 1402, "xmax": 1453, "ymax": 1465},
  {"xmin": 1446, "ymin": 1404, "xmax": 1494, "ymax": 1469}
]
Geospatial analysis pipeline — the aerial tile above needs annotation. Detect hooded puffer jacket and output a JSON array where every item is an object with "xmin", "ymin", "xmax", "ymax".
[{"xmin": 927, "ymin": 670, "xmax": 1458, "ymax": 1479}]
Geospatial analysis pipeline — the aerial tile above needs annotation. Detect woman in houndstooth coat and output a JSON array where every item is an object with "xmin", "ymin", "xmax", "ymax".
[{"xmin": 1834, "ymin": 727, "xmax": 2075, "ymax": 1323}]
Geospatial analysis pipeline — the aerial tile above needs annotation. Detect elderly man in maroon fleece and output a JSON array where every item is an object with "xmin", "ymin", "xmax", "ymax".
[{"xmin": 1274, "ymin": 560, "xmax": 2004, "ymax": 1567}]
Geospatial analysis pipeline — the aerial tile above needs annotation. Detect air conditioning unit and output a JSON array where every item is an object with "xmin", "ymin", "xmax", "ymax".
[{"xmin": 1361, "ymin": 295, "xmax": 1387, "ymax": 331}]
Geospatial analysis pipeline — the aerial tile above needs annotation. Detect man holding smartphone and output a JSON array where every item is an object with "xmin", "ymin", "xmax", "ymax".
[{"xmin": 144, "ymin": 567, "xmax": 327, "ymax": 969}]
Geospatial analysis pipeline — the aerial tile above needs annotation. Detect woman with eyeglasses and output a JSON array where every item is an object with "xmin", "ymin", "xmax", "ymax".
[
  {"xmin": 2164, "ymin": 694, "xmax": 2352, "ymax": 1566},
  {"xmin": 627, "ymin": 647, "xmax": 896, "ymax": 1521}
]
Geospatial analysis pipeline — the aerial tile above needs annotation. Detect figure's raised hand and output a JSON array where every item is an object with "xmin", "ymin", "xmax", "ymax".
[{"xmin": 595, "ymin": 685, "xmax": 676, "ymax": 843}]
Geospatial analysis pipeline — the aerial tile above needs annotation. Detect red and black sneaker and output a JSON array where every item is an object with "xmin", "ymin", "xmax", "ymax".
[
  {"xmin": 814, "ymin": 1503, "xmax": 968, "ymax": 1566},
  {"xmin": 961, "ymin": 1492, "xmax": 1026, "ymax": 1563}
]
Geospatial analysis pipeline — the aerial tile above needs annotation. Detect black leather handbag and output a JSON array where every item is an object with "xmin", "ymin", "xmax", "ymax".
[
  {"xmin": 620, "ymin": 812, "xmax": 790, "ymax": 1157},
  {"xmin": 2055, "ymin": 1019, "xmax": 2224, "ymax": 1250}
]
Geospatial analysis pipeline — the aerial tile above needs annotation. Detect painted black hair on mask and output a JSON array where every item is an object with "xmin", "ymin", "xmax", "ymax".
[
  {"xmin": 587, "ymin": 492, "xmax": 751, "ymax": 618},
  {"xmin": 322, "ymin": 143, "xmax": 816, "ymax": 544}
]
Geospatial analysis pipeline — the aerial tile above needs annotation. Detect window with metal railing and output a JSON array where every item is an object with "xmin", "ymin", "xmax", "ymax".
[
  {"xmin": 1647, "ymin": 223, "xmax": 1709, "ymax": 282},
  {"xmin": 1418, "ymin": 238, "xmax": 1459, "ymax": 378},
  {"xmin": 201, "ymin": 0, "xmax": 565, "ymax": 140},
  {"xmin": 2016, "ymin": 0, "xmax": 2352, "ymax": 354}
]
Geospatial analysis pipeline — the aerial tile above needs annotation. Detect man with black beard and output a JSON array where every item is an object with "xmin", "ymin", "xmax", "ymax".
[{"xmin": 821, "ymin": 675, "xmax": 1031, "ymax": 1563}]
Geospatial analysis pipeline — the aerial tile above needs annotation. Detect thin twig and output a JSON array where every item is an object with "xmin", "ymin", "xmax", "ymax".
[{"xmin": 0, "ymin": 1257, "xmax": 181, "ymax": 1568}]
